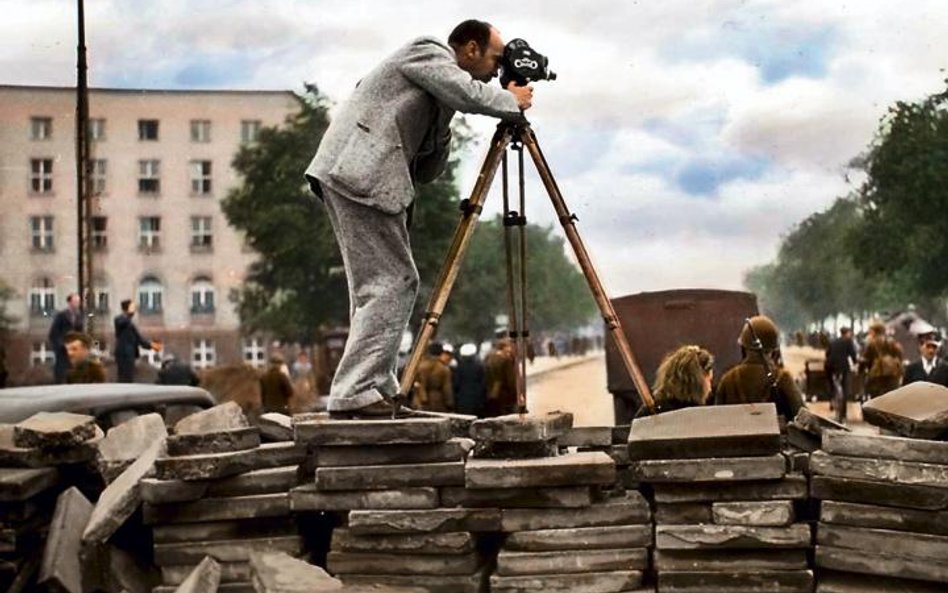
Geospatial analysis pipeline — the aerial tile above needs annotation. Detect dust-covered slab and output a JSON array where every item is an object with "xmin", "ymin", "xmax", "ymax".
[
  {"xmin": 314, "ymin": 462, "xmax": 465, "ymax": 491},
  {"xmin": 504, "ymin": 525, "xmax": 652, "ymax": 551},
  {"xmin": 500, "ymin": 492, "xmax": 650, "ymax": 531},
  {"xmin": 249, "ymin": 550, "xmax": 345, "ymax": 592},
  {"xmin": 442, "ymin": 485, "xmax": 594, "ymax": 509},
  {"xmin": 655, "ymin": 523, "xmax": 811, "ymax": 550},
  {"xmin": 810, "ymin": 475, "xmax": 948, "ymax": 510},
  {"xmin": 326, "ymin": 550, "xmax": 481, "ymax": 575},
  {"xmin": 289, "ymin": 484, "xmax": 439, "ymax": 511},
  {"xmin": 816, "ymin": 570, "xmax": 947, "ymax": 593},
  {"xmin": 810, "ymin": 450, "xmax": 948, "ymax": 489},
  {"xmin": 816, "ymin": 544, "xmax": 948, "ymax": 583},
  {"xmin": 496, "ymin": 547, "xmax": 648, "ymax": 576},
  {"xmin": 822, "ymin": 430, "xmax": 948, "ymax": 464},
  {"xmin": 465, "ymin": 451, "xmax": 615, "ymax": 489},
  {"xmin": 294, "ymin": 417, "xmax": 452, "ymax": 446},
  {"xmin": 820, "ymin": 500, "xmax": 948, "ymax": 536},
  {"xmin": 630, "ymin": 454, "xmax": 787, "ymax": 483},
  {"xmin": 652, "ymin": 475, "xmax": 807, "ymax": 503},
  {"xmin": 862, "ymin": 381, "xmax": 948, "ymax": 439},
  {"xmin": 656, "ymin": 569, "xmax": 814, "ymax": 593},
  {"xmin": 13, "ymin": 411, "xmax": 97, "ymax": 449},
  {"xmin": 331, "ymin": 529, "xmax": 474, "ymax": 555},
  {"xmin": 712, "ymin": 500, "xmax": 795, "ymax": 526},
  {"xmin": 654, "ymin": 549, "xmax": 808, "ymax": 571},
  {"xmin": 96, "ymin": 413, "xmax": 167, "ymax": 482},
  {"xmin": 489, "ymin": 570, "xmax": 644, "ymax": 593},
  {"xmin": 817, "ymin": 523, "xmax": 948, "ymax": 560},
  {"xmin": 629, "ymin": 404, "xmax": 780, "ymax": 460},
  {"xmin": 347, "ymin": 508, "xmax": 501, "ymax": 534},
  {"xmin": 38, "ymin": 486, "xmax": 93, "ymax": 593},
  {"xmin": 313, "ymin": 438, "xmax": 472, "ymax": 467},
  {"xmin": 469, "ymin": 412, "xmax": 573, "ymax": 443}
]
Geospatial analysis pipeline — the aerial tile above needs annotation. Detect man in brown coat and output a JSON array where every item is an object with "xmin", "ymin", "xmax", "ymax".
[
  {"xmin": 715, "ymin": 316, "xmax": 805, "ymax": 421},
  {"xmin": 64, "ymin": 332, "xmax": 106, "ymax": 384},
  {"xmin": 259, "ymin": 355, "xmax": 295, "ymax": 414},
  {"xmin": 484, "ymin": 338, "xmax": 518, "ymax": 417},
  {"xmin": 861, "ymin": 320, "xmax": 903, "ymax": 398},
  {"xmin": 414, "ymin": 343, "xmax": 454, "ymax": 412}
]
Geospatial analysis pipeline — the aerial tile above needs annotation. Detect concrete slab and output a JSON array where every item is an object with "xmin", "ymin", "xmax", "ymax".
[
  {"xmin": 0, "ymin": 424, "xmax": 102, "ymax": 468},
  {"xmin": 559, "ymin": 426, "xmax": 613, "ymax": 448},
  {"xmin": 326, "ymin": 551, "xmax": 481, "ymax": 575},
  {"xmin": 331, "ymin": 529, "xmax": 474, "ymax": 555},
  {"xmin": 656, "ymin": 569, "xmax": 813, "ymax": 593},
  {"xmin": 500, "ymin": 492, "xmax": 650, "ymax": 531},
  {"xmin": 96, "ymin": 413, "xmax": 167, "ymax": 483},
  {"xmin": 652, "ymin": 476, "xmax": 807, "ymax": 503},
  {"xmin": 823, "ymin": 431, "xmax": 948, "ymax": 464},
  {"xmin": 654, "ymin": 549, "xmax": 808, "ymax": 571},
  {"xmin": 816, "ymin": 544, "xmax": 948, "ymax": 583},
  {"xmin": 0, "ymin": 467, "xmax": 60, "ymax": 502},
  {"xmin": 340, "ymin": 567, "xmax": 486, "ymax": 593},
  {"xmin": 313, "ymin": 438, "xmax": 472, "ymax": 467},
  {"xmin": 314, "ymin": 462, "xmax": 465, "ymax": 491},
  {"xmin": 496, "ymin": 547, "xmax": 648, "ymax": 576},
  {"xmin": 37, "ymin": 487, "xmax": 93, "ymax": 593},
  {"xmin": 347, "ymin": 508, "xmax": 501, "ymax": 534},
  {"xmin": 489, "ymin": 570, "xmax": 644, "ymax": 593},
  {"xmin": 294, "ymin": 418, "xmax": 452, "ymax": 446},
  {"xmin": 821, "ymin": 500, "xmax": 948, "ymax": 536},
  {"xmin": 862, "ymin": 382, "xmax": 948, "ymax": 439},
  {"xmin": 654, "ymin": 503, "xmax": 713, "ymax": 525},
  {"xmin": 152, "ymin": 518, "xmax": 298, "ymax": 544},
  {"xmin": 504, "ymin": 525, "xmax": 652, "ymax": 551},
  {"xmin": 289, "ymin": 484, "xmax": 439, "ymax": 511},
  {"xmin": 815, "ymin": 570, "xmax": 946, "ymax": 593},
  {"xmin": 465, "ymin": 451, "xmax": 615, "ymax": 489},
  {"xmin": 712, "ymin": 501, "xmax": 795, "ymax": 526},
  {"xmin": 258, "ymin": 414, "xmax": 293, "ymax": 442},
  {"xmin": 143, "ymin": 493, "xmax": 290, "ymax": 525},
  {"xmin": 166, "ymin": 427, "xmax": 261, "ymax": 456},
  {"xmin": 811, "ymin": 475, "xmax": 948, "ymax": 510},
  {"xmin": 655, "ymin": 524, "xmax": 812, "ymax": 550},
  {"xmin": 174, "ymin": 401, "xmax": 249, "ymax": 434},
  {"xmin": 248, "ymin": 550, "xmax": 344, "ymax": 592},
  {"xmin": 169, "ymin": 556, "xmax": 220, "ymax": 593},
  {"xmin": 155, "ymin": 448, "xmax": 260, "ymax": 481},
  {"xmin": 811, "ymin": 450, "xmax": 948, "ymax": 489},
  {"xmin": 442, "ymin": 486, "xmax": 594, "ymax": 509},
  {"xmin": 154, "ymin": 535, "xmax": 303, "ymax": 566},
  {"xmin": 817, "ymin": 523, "xmax": 948, "ymax": 560},
  {"xmin": 469, "ymin": 412, "xmax": 573, "ymax": 443},
  {"xmin": 630, "ymin": 454, "xmax": 787, "ymax": 483},
  {"xmin": 13, "ymin": 412, "xmax": 97, "ymax": 449}
]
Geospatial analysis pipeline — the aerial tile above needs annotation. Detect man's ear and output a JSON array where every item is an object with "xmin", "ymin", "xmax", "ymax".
[{"xmin": 465, "ymin": 40, "xmax": 480, "ymax": 59}]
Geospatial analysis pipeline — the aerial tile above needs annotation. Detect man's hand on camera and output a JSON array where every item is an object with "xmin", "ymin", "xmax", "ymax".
[{"xmin": 506, "ymin": 81, "xmax": 533, "ymax": 111}]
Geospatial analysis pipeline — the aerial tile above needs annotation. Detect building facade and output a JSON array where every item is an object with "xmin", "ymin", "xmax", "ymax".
[{"xmin": 0, "ymin": 85, "xmax": 300, "ymax": 382}]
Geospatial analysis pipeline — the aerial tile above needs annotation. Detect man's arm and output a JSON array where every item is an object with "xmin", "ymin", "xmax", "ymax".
[{"xmin": 398, "ymin": 40, "xmax": 523, "ymax": 119}]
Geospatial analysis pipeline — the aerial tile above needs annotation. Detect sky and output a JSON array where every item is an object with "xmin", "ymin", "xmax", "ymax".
[{"xmin": 3, "ymin": 0, "xmax": 947, "ymax": 297}]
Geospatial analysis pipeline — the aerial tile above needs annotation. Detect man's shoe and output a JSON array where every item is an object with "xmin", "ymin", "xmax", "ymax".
[{"xmin": 329, "ymin": 399, "xmax": 412, "ymax": 420}]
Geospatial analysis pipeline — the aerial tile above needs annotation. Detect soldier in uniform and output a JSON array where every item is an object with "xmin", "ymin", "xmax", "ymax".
[
  {"xmin": 714, "ymin": 315, "xmax": 805, "ymax": 421},
  {"xmin": 484, "ymin": 338, "xmax": 518, "ymax": 417},
  {"xmin": 861, "ymin": 320, "xmax": 904, "ymax": 398},
  {"xmin": 414, "ymin": 342, "xmax": 454, "ymax": 412},
  {"xmin": 64, "ymin": 332, "xmax": 106, "ymax": 384}
]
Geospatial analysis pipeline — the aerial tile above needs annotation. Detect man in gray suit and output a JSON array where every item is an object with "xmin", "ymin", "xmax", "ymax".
[{"xmin": 306, "ymin": 20, "xmax": 533, "ymax": 417}]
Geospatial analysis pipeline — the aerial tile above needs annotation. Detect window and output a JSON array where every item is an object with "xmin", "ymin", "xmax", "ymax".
[
  {"xmin": 31, "ymin": 117, "xmax": 52, "ymax": 140},
  {"xmin": 243, "ymin": 337, "xmax": 266, "ymax": 368},
  {"xmin": 30, "ymin": 216, "xmax": 54, "ymax": 252},
  {"xmin": 143, "ymin": 349, "xmax": 162, "ymax": 369},
  {"xmin": 190, "ymin": 216, "xmax": 212, "ymax": 250},
  {"xmin": 138, "ymin": 160, "xmax": 160, "ymax": 194},
  {"xmin": 91, "ymin": 216, "xmax": 108, "ymax": 250},
  {"xmin": 240, "ymin": 119, "xmax": 261, "ymax": 143},
  {"xmin": 30, "ymin": 158, "xmax": 53, "ymax": 194},
  {"xmin": 31, "ymin": 342, "xmax": 55, "ymax": 367},
  {"xmin": 139, "ymin": 216, "xmax": 161, "ymax": 251},
  {"xmin": 138, "ymin": 119, "xmax": 159, "ymax": 140},
  {"xmin": 192, "ymin": 339, "xmax": 217, "ymax": 369},
  {"xmin": 93, "ymin": 287, "xmax": 110, "ymax": 314},
  {"xmin": 190, "ymin": 119, "xmax": 211, "ymax": 142},
  {"xmin": 89, "ymin": 118, "xmax": 106, "ymax": 141},
  {"xmin": 190, "ymin": 277, "xmax": 215, "ymax": 314},
  {"xmin": 91, "ymin": 159, "xmax": 107, "ymax": 195},
  {"xmin": 28, "ymin": 277, "xmax": 56, "ymax": 315},
  {"xmin": 137, "ymin": 276, "xmax": 163, "ymax": 314},
  {"xmin": 189, "ymin": 160, "xmax": 212, "ymax": 195}
]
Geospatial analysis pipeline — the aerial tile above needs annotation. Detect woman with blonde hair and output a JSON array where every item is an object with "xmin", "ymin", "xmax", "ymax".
[{"xmin": 637, "ymin": 345, "xmax": 715, "ymax": 417}]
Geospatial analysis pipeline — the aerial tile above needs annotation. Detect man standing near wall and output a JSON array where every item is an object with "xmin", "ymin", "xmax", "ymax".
[
  {"xmin": 48, "ymin": 293, "xmax": 84, "ymax": 383},
  {"xmin": 305, "ymin": 19, "xmax": 533, "ymax": 418}
]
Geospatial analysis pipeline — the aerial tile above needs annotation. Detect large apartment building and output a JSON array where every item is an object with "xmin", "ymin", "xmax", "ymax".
[{"xmin": 0, "ymin": 85, "xmax": 300, "ymax": 382}]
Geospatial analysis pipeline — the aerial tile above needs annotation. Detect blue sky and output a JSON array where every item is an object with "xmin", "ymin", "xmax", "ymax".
[{"xmin": 2, "ymin": 0, "xmax": 947, "ymax": 293}]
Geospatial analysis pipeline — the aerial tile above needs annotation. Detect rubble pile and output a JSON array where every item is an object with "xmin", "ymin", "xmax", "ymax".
[
  {"xmin": 630, "ymin": 404, "xmax": 813, "ymax": 593},
  {"xmin": 139, "ymin": 402, "xmax": 307, "ymax": 592},
  {"xmin": 0, "ymin": 412, "xmax": 102, "ymax": 592}
]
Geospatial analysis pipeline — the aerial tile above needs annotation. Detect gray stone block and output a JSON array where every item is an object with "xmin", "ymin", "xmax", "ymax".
[
  {"xmin": 140, "ymin": 477, "xmax": 206, "ymax": 504},
  {"xmin": 152, "ymin": 518, "xmax": 298, "ymax": 544},
  {"xmin": 154, "ymin": 535, "xmax": 303, "ymax": 566},
  {"xmin": 255, "ymin": 442, "xmax": 308, "ymax": 469},
  {"xmin": 82, "ymin": 438, "xmax": 164, "ymax": 543},
  {"xmin": 820, "ymin": 500, "xmax": 948, "ymax": 535},
  {"xmin": 653, "ymin": 475, "xmax": 807, "ymax": 503},
  {"xmin": 96, "ymin": 413, "xmax": 167, "ymax": 483},
  {"xmin": 861, "ymin": 381, "xmax": 948, "ymax": 439},
  {"xmin": 406, "ymin": 410, "xmax": 478, "ymax": 439},
  {"xmin": 656, "ymin": 569, "xmax": 814, "ymax": 593},
  {"xmin": 496, "ymin": 547, "xmax": 647, "ymax": 576},
  {"xmin": 314, "ymin": 461, "xmax": 465, "ymax": 491},
  {"xmin": 712, "ymin": 501, "xmax": 794, "ymax": 526},
  {"xmin": 347, "ymin": 508, "xmax": 501, "ymax": 534},
  {"xmin": 823, "ymin": 431, "xmax": 948, "ymax": 464},
  {"xmin": 331, "ymin": 529, "xmax": 474, "ymax": 554},
  {"xmin": 559, "ymin": 426, "xmax": 613, "ymax": 448},
  {"xmin": 472, "ymin": 439, "xmax": 559, "ymax": 459},
  {"xmin": 500, "ymin": 492, "xmax": 650, "ymax": 531},
  {"xmin": 314, "ymin": 438, "xmax": 473, "ymax": 467},
  {"xmin": 340, "ymin": 567, "xmax": 487, "ymax": 593},
  {"xmin": 257, "ymin": 414, "xmax": 293, "ymax": 442},
  {"xmin": 816, "ymin": 544, "xmax": 948, "ymax": 583},
  {"xmin": 37, "ymin": 487, "xmax": 92, "ymax": 593},
  {"xmin": 793, "ymin": 407, "xmax": 850, "ymax": 436},
  {"xmin": 628, "ymin": 404, "xmax": 780, "ymax": 460},
  {"xmin": 167, "ymin": 556, "xmax": 220, "ymax": 593},
  {"xmin": 162, "ymin": 562, "xmax": 250, "ymax": 585},
  {"xmin": 13, "ymin": 412, "xmax": 97, "ymax": 449},
  {"xmin": 655, "ymin": 523, "xmax": 811, "ymax": 550},
  {"xmin": 142, "ymin": 466, "xmax": 299, "ymax": 505},
  {"xmin": 811, "ymin": 450, "xmax": 948, "ymax": 489},
  {"xmin": 654, "ymin": 503, "xmax": 712, "ymax": 525},
  {"xmin": 143, "ymin": 493, "xmax": 290, "ymax": 525},
  {"xmin": 294, "ymin": 417, "xmax": 452, "ymax": 446},
  {"xmin": 631, "ymin": 454, "xmax": 787, "ymax": 483},
  {"xmin": 0, "ymin": 467, "xmax": 60, "ymax": 502},
  {"xmin": 290, "ymin": 484, "xmax": 439, "ymax": 511},
  {"xmin": 815, "ymin": 571, "xmax": 947, "ymax": 593},
  {"xmin": 469, "ymin": 412, "xmax": 573, "ymax": 443},
  {"xmin": 0, "ymin": 424, "xmax": 101, "ymax": 468},
  {"xmin": 817, "ymin": 523, "xmax": 948, "ymax": 560},
  {"xmin": 166, "ymin": 427, "xmax": 261, "ymax": 456},
  {"xmin": 442, "ymin": 485, "xmax": 594, "ymax": 509},
  {"xmin": 654, "ymin": 549, "xmax": 808, "ymax": 571},
  {"xmin": 155, "ymin": 447, "xmax": 261, "ymax": 481},
  {"xmin": 810, "ymin": 475, "xmax": 948, "ymax": 510},
  {"xmin": 153, "ymin": 584, "xmax": 254, "ymax": 593},
  {"xmin": 786, "ymin": 423, "xmax": 821, "ymax": 453},
  {"xmin": 505, "ymin": 525, "xmax": 652, "ymax": 551},
  {"xmin": 326, "ymin": 550, "xmax": 481, "ymax": 575},
  {"xmin": 465, "ymin": 451, "xmax": 615, "ymax": 489},
  {"xmin": 489, "ymin": 570, "xmax": 644, "ymax": 593},
  {"xmin": 174, "ymin": 401, "xmax": 249, "ymax": 434},
  {"xmin": 249, "ymin": 550, "xmax": 345, "ymax": 592}
]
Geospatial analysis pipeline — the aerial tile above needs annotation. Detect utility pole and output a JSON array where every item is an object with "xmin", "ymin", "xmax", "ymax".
[{"xmin": 75, "ymin": 0, "xmax": 95, "ymax": 334}]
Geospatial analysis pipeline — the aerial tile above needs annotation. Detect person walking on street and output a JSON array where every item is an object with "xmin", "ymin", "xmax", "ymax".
[
  {"xmin": 861, "ymin": 320, "xmax": 903, "ymax": 399},
  {"xmin": 113, "ymin": 299, "xmax": 161, "ymax": 383},
  {"xmin": 65, "ymin": 332, "xmax": 106, "ymax": 384},
  {"xmin": 903, "ymin": 334, "xmax": 943, "ymax": 385},
  {"xmin": 48, "ymin": 293, "xmax": 84, "ymax": 383},
  {"xmin": 825, "ymin": 327, "xmax": 858, "ymax": 423}
]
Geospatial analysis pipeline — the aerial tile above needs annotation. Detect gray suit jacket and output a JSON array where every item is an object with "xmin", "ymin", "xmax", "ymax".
[{"xmin": 305, "ymin": 36, "xmax": 523, "ymax": 214}]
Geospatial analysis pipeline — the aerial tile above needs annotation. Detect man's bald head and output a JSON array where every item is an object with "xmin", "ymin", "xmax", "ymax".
[{"xmin": 449, "ymin": 19, "xmax": 505, "ymax": 83}]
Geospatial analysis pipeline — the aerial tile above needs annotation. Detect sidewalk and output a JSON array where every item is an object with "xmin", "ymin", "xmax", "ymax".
[{"xmin": 524, "ymin": 352, "xmax": 605, "ymax": 380}]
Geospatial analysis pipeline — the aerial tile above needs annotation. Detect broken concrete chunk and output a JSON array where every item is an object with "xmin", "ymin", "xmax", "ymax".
[
  {"xmin": 712, "ymin": 500, "xmax": 795, "ymax": 526},
  {"xmin": 172, "ymin": 556, "xmax": 220, "ymax": 593},
  {"xmin": 862, "ymin": 381, "xmax": 948, "ymax": 439},
  {"xmin": 315, "ymin": 461, "xmax": 465, "ymax": 491},
  {"xmin": 82, "ymin": 438, "xmax": 164, "ymax": 543},
  {"xmin": 166, "ymin": 427, "xmax": 261, "ymax": 456},
  {"xmin": 465, "ymin": 451, "xmax": 615, "ymax": 489},
  {"xmin": 496, "ymin": 547, "xmax": 648, "ymax": 576},
  {"xmin": 347, "ymin": 508, "xmax": 501, "ymax": 535},
  {"xmin": 470, "ymin": 412, "xmax": 573, "ymax": 443},
  {"xmin": 0, "ymin": 423, "xmax": 102, "ymax": 468},
  {"xmin": 294, "ymin": 417, "xmax": 452, "ymax": 446},
  {"xmin": 822, "ymin": 431, "xmax": 948, "ymax": 465},
  {"xmin": 558, "ymin": 426, "xmax": 614, "ymax": 448},
  {"xmin": 289, "ymin": 485, "xmax": 439, "ymax": 511},
  {"xmin": 792, "ymin": 407, "xmax": 850, "ymax": 436},
  {"xmin": 248, "ymin": 550, "xmax": 343, "ymax": 592},
  {"xmin": 38, "ymin": 487, "xmax": 93, "ymax": 593},
  {"xmin": 96, "ymin": 413, "xmax": 167, "ymax": 483},
  {"xmin": 14, "ymin": 412, "xmax": 97, "ymax": 449},
  {"xmin": 174, "ymin": 401, "xmax": 249, "ymax": 435},
  {"xmin": 629, "ymin": 404, "xmax": 780, "ymax": 460},
  {"xmin": 630, "ymin": 454, "xmax": 787, "ymax": 483},
  {"xmin": 655, "ymin": 523, "xmax": 812, "ymax": 550},
  {"xmin": 258, "ymin": 413, "xmax": 293, "ymax": 442},
  {"xmin": 0, "ymin": 467, "xmax": 61, "ymax": 502}
]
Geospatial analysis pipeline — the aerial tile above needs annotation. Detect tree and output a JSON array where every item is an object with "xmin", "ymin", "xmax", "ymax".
[{"xmin": 0, "ymin": 280, "xmax": 16, "ymax": 337}]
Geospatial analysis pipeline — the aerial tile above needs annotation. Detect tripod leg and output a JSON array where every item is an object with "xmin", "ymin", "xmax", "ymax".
[
  {"xmin": 518, "ymin": 126, "xmax": 657, "ymax": 413},
  {"xmin": 397, "ymin": 123, "xmax": 514, "ymax": 404},
  {"xmin": 501, "ymin": 148, "xmax": 527, "ymax": 414},
  {"xmin": 515, "ymin": 144, "xmax": 530, "ymax": 413}
]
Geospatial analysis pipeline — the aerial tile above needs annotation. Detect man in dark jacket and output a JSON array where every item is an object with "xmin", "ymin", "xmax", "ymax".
[
  {"xmin": 825, "ymin": 327, "xmax": 858, "ymax": 423},
  {"xmin": 904, "ymin": 334, "xmax": 944, "ymax": 385},
  {"xmin": 65, "ymin": 332, "xmax": 106, "ymax": 384},
  {"xmin": 715, "ymin": 315, "xmax": 805, "ymax": 422},
  {"xmin": 156, "ymin": 354, "xmax": 200, "ymax": 386},
  {"xmin": 453, "ymin": 343, "xmax": 487, "ymax": 417},
  {"xmin": 114, "ymin": 299, "xmax": 160, "ymax": 383},
  {"xmin": 48, "ymin": 293, "xmax": 84, "ymax": 383}
]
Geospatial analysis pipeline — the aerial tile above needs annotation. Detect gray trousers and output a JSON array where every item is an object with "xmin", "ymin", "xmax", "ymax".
[{"xmin": 320, "ymin": 184, "xmax": 419, "ymax": 411}]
